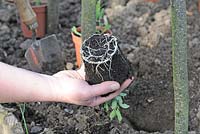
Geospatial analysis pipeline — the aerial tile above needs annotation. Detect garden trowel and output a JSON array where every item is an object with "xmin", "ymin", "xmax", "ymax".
[
  {"xmin": 14, "ymin": 0, "xmax": 63, "ymax": 73},
  {"xmin": 25, "ymin": 33, "xmax": 64, "ymax": 73}
]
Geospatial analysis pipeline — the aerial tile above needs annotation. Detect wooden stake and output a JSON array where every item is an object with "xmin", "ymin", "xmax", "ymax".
[
  {"xmin": 47, "ymin": 0, "xmax": 59, "ymax": 34},
  {"xmin": 171, "ymin": 0, "xmax": 189, "ymax": 133},
  {"xmin": 81, "ymin": 0, "xmax": 96, "ymax": 42}
]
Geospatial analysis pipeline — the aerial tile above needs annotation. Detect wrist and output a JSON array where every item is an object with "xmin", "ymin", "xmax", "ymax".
[
  {"xmin": 45, "ymin": 74, "xmax": 70, "ymax": 103},
  {"xmin": 41, "ymin": 74, "xmax": 59, "ymax": 102}
]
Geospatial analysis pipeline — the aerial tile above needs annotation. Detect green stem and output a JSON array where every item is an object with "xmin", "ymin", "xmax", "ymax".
[
  {"xmin": 81, "ymin": 0, "xmax": 96, "ymax": 42},
  {"xmin": 19, "ymin": 103, "xmax": 29, "ymax": 134},
  {"xmin": 171, "ymin": 0, "xmax": 189, "ymax": 133}
]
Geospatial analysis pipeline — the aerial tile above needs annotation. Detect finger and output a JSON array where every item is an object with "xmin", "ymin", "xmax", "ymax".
[
  {"xmin": 89, "ymin": 92, "xmax": 119, "ymax": 106},
  {"xmin": 89, "ymin": 81, "xmax": 120, "ymax": 97},
  {"xmin": 53, "ymin": 71, "xmax": 65, "ymax": 77},
  {"xmin": 88, "ymin": 78, "xmax": 134, "ymax": 106},
  {"xmin": 120, "ymin": 77, "xmax": 134, "ymax": 92},
  {"xmin": 77, "ymin": 64, "xmax": 85, "ymax": 78},
  {"xmin": 111, "ymin": 78, "xmax": 134, "ymax": 97}
]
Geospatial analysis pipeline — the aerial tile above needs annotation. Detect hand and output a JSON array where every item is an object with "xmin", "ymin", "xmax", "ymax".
[{"xmin": 51, "ymin": 66, "xmax": 133, "ymax": 106}]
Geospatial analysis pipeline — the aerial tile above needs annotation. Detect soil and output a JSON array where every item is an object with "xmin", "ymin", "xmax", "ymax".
[
  {"xmin": 0, "ymin": 0, "xmax": 200, "ymax": 133},
  {"xmin": 82, "ymin": 34, "xmax": 132, "ymax": 85}
]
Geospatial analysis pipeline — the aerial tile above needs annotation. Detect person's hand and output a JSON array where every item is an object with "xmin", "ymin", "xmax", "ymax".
[{"xmin": 51, "ymin": 66, "xmax": 133, "ymax": 106}]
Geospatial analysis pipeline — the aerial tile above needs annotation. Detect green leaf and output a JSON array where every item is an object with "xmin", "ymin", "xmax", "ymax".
[
  {"xmin": 71, "ymin": 26, "xmax": 81, "ymax": 37},
  {"xmin": 116, "ymin": 96, "xmax": 123, "ymax": 104},
  {"xmin": 111, "ymin": 100, "xmax": 117, "ymax": 110},
  {"xmin": 116, "ymin": 109, "xmax": 122, "ymax": 123},
  {"xmin": 102, "ymin": 23, "xmax": 111, "ymax": 33},
  {"xmin": 120, "ymin": 93, "xmax": 127, "ymax": 97},
  {"xmin": 96, "ymin": 0, "xmax": 101, "ymax": 20},
  {"xmin": 119, "ymin": 103, "xmax": 130, "ymax": 109},
  {"xmin": 116, "ymin": 96, "xmax": 130, "ymax": 109},
  {"xmin": 99, "ymin": 8, "xmax": 104, "ymax": 19},
  {"xmin": 105, "ymin": 24, "xmax": 111, "ymax": 30},
  {"xmin": 109, "ymin": 110, "xmax": 116, "ymax": 120},
  {"xmin": 104, "ymin": 102, "xmax": 109, "ymax": 112},
  {"xmin": 35, "ymin": 0, "xmax": 41, "ymax": 6}
]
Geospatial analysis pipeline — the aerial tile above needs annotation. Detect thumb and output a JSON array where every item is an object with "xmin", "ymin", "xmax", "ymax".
[{"xmin": 90, "ymin": 81, "xmax": 120, "ymax": 97}]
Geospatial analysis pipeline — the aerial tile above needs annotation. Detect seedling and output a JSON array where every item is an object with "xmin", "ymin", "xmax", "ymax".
[
  {"xmin": 81, "ymin": 34, "xmax": 132, "ymax": 123},
  {"xmin": 104, "ymin": 93, "xmax": 129, "ymax": 123},
  {"xmin": 71, "ymin": 0, "xmax": 111, "ymax": 36},
  {"xmin": 34, "ymin": 0, "xmax": 42, "ymax": 6},
  {"xmin": 71, "ymin": 26, "xmax": 81, "ymax": 37},
  {"xmin": 96, "ymin": 0, "xmax": 111, "ymax": 33}
]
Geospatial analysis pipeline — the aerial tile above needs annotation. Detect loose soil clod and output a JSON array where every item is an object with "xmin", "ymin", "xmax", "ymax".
[{"xmin": 81, "ymin": 34, "xmax": 132, "ymax": 85}]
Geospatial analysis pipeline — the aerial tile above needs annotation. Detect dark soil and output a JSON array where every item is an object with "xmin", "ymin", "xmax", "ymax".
[
  {"xmin": 82, "ymin": 34, "xmax": 132, "ymax": 85},
  {"xmin": 0, "ymin": 0, "xmax": 200, "ymax": 133}
]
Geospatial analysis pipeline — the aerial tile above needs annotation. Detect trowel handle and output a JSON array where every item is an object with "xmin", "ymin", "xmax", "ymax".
[{"xmin": 14, "ymin": 0, "xmax": 38, "ymax": 30}]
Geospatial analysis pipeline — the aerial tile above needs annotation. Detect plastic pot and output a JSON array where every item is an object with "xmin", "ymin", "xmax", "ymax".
[
  {"xmin": 21, "ymin": 5, "xmax": 47, "ymax": 38},
  {"xmin": 71, "ymin": 26, "xmax": 112, "ymax": 68}
]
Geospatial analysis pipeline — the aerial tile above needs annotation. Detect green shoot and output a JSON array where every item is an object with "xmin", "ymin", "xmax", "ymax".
[
  {"xmin": 71, "ymin": 26, "xmax": 81, "ymax": 37},
  {"xmin": 96, "ymin": 0, "xmax": 111, "ymax": 31},
  {"xmin": 18, "ymin": 103, "xmax": 29, "ymax": 134},
  {"xmin": 34, "ymin": 0, "xmax": 41, "ymax": 6},
  {"xmin": 96, "ymin": 0, "xmax": 104, "ymax": 26},
  {"xmin": 72, "ymin": 0, "xmax": 111, "ymax": 36},
  {"xmin": 104, "ymin": 93, "xmax": 130, "ymax": 123}
]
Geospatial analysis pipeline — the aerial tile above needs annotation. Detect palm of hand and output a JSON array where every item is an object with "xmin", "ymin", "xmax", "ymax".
[{"xmin": 52, "ymin": 66, "xmax": 133, "ymax": 106}]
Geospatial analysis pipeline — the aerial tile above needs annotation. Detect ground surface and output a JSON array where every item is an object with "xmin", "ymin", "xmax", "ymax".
[{"xmin": 0, "ymin": 0, "xmax": 200, "ymax": 133}]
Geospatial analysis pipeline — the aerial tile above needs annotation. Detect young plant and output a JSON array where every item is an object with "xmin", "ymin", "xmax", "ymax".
[
  {"xmin": 96, "ymin": 0, "xmax": 104, "ymax": 26},
  {"xmin": 71, "ymin": 0, "xmax": 111, "ymax": 36},
  {"xmin": 81, "ymin": 34, "xmax": 132, "ymax": 123},
  {"xmin": 71, "ymin": 26, "xmax": 81, "ymax": 37},
  {"xmin": 104, "ymin": 93, "xmax": 129, "ymax": 123},
  {"xmin": 95, "ymin": 0, "xmax": 111, "ymax": 32},
  {"xmin": 34, "ymin": 0, "xmax": 42, "ymax": 6}
]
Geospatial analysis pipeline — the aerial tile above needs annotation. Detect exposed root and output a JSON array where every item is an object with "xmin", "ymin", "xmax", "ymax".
[
  {"xmin": 81, "ymin": 34, "xmax": 118, "ymax": 64},
  {"xmin": 81, "ymin": 34, "xmax": 118, "ymax": 80}
]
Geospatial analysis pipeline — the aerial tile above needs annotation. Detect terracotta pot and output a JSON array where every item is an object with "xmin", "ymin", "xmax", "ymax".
[
  {"xmin": 199, "ymin": 0, "xmax": 200, "ymax": 12},
  {"xmin": 21, "ymin": 5, "xmax": 47, "ymax": 38},
  {"xmin": 145, "ymin": 0, "xmax": 159, "ymax": 2},
  {"xmin": 71, "ymin": 26, "xmax": 112, "ymax": 68}
]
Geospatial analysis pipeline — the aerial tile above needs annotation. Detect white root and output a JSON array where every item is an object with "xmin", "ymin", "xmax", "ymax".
[{"xmin": 81, "ymin": 34, "xmax": 118, "ymax": 80}]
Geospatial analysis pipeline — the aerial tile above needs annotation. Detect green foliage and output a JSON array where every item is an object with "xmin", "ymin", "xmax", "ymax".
[
  {"xmin": 96, "ymin": 0, "xmax": 104, "ymax": 23},
  {"xmin": 71, "ymin": 26, "xmax": 81, "ymax": 37},
  {"xmin": 104, "ymin": 93, "xmax": 130, "ymax": 123},
  {"xmin": 95, "ymin": 0, "xmax": 111, "ymax": 32},
  {"xmin": 116, "ymin": 108, "xmax": 122, "ymax": 122},
  {"xmin": 72, "ymin": 0, "xmax": 111, "ymax": 36},
  {"xmin": 34, "ymin": 0, "xmax": 42, "ymax": 6},
  {"xmin": 109, "ymin": 109, "xmax": 116, "ymax": 120}
]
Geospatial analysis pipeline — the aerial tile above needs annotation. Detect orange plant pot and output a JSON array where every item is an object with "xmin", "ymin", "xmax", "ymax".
[
  {"xmin": 145, "ymin": 0, "xmax": 159, "ymax": 2},
  {"xmin": 71, "ymin": 26, "xmax": 112, "ymax": 68},
  {"xmin": 21, "ymin": 5, "xmax": 47, "ymax": 38},
  {"xmin": 199, "ymin": 0, "xmax": 200, "ymax": 12},
  {"xmin": 71, "ymin": 27, "xmax": 82, "ymax": 68}
]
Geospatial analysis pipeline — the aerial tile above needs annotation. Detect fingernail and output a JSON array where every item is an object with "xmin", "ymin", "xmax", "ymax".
[{"xmin": 110, "ymin": 83, "xmax": 120, "ymax": 91}]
